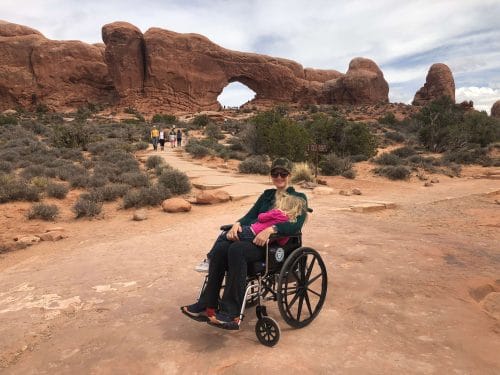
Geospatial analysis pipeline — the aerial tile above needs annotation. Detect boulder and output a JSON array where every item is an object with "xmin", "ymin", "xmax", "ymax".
[
  {"xmin": 312, "ymin": 187, "xmax": 334, "ymax": 195},
  {"xmin": 351, "ymin": 188, "xmax": 362, "ymax": 195},
  {"xmin": 16, "ymin": 236, "xmax": 41, "ymax": 246},
  {"xmin": 491, "ymin": 100, "xmax": 500, "ymax": 118},
  {"xmin": 413, "ymin": 63, "xmax": 455, "ymax": 105},
  {"xmin": 195, "ymin": 190, "xmax": 231, "ymax": 204},
  {"xmin": 39, "ymin": 231, "xmax": 64, "ymax": 241},
  {"xmin": 162, "ymin": 198, "xmax": 192, "ymax": 212},
  {"xmin": 2, "ymin": 109, "xmax": 17, "ymax": 115},
  {"xmin": 133, "ymin": 209, "xmax": 148, "ymax": 221}
]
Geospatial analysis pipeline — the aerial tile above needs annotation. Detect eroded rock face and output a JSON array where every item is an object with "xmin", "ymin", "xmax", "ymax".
[
  {"xmin": 0, "ymin": 20, "xmax": 390, "ymax": 112},
  {"xmin": 102, "ymin": 22, "xmax": 145, "ymax": 97},
  {"xmin": 491, "ymin": 100, "xmax": 500, "ymax": 118},
  {"xmin": 0, "ymin": 20, "xmax": 115, "ymax": 110},
  {"xmin": 413, "ymin": 63, "xmax": 455, "ymax": 105}
]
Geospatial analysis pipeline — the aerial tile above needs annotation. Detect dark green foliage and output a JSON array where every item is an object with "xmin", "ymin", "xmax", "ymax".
[
  {"xmin": 69, "ymin": 173, "xmax": 90, "ymax": 188},
  {"xmin": 415, "ymin": 97, "xmax": 500, "ymax": 152},
  {"xmin": 341, "ymin": 169, "xmax": 356, "ymax": 179},
  {"xmin": 442, "ymin": 147, "xmax": 492, "ymax": 165},
  {"xmin": 157, "ymin": 169, "xmax": 191, "ymax": 195},
  {"xmin": 134, "ymin": 141, "xmax": 149, "ymax": 151},
  {"xmin": 51, "ymin": 123, "xmax": 91, "ymax": 149},
  {"xmin": 238, "ymin": 155, "xmax": 270, "ymax": 175},
  {"xmin": 0, "ymin": 114, "xmax": 18, "ymax": 125},
  {"xmin": 192, "ymin": 114, "xmax": 210, "ymax": 128},
  {"xmin": 152, "ymin": 114, "xmax": 177, "ymax": 124},
  {"xmin": 93, "ymin": 183, "xmax": 129, "ymax": 202},
  {"xmin": 0, "ymin": 175, "xmax": 41, "ymax": 203},
  {"xmin": 20, "ymin": 165, "xmax": 49, "ymax": 180},
  {"xmin": 384, "ymin": 131, "xmax": 406, "ymax": 143},
  {"xmin": 122, "ymin": 185, "xmax": 171, "ymax": 208},
  {"xmin": 27, "ymin": 203, "xmax": 59, "ymax": 221},
  {"xmin": 390, "ymin": 146, "xmax": 416, "ymax": 158},
  {"xmin": 46, "ymin": 182, "xmax": 69, "ymax": 199},
  {"xmin": 185, "ymin": 140, "xmax": 212, "ymax": 158},
  {"xmin": 373, "ymin": 166, "xmax": 411, "ymax": 180},
  {"xmin": 378, "ymin": 112, "xmax": 397, "ymax": 125},
  {"xmin": 119, "ymin": 172, "xmax": 150, "ymax": 187},
  {"xmin": 73, "ymin": 194, "xmax": 102, "ymax": 218},
  {"xmin": 205, "ymin": 123, "xmax": 225, "ymax": 140},
  {"xmin": 0, "ymin": 161, "xmax": 13, "ymax": 173},
  {"xmin": 146, "ymin": 155, "xmax": 165, "ymax": 170},
  {"xmin": 319, "ymin": 154, "xmax": 353, "ymax": 176},
  {"xmin": 374, "ymin": 153, "xmax": 404, "ymax": 166}
]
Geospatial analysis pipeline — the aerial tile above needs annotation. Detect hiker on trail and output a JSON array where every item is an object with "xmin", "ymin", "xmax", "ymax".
[
  {"xmin": 176, "ymin": 129, "xmax": 182, "ymax": 147},
  {"xmin": 169, "ymin": 129, "xmax": 176, "ymax": 148},
  {"xmin": 159, "ymin": 129, "xmax": 166, "ymax": 151},
  {"xmin": 181, "ymin": 158, "xmax": 309, "ymax": 329},
  {"xmin": 151, "ymin": 126, "xmax": 159, "ymax": 151}
]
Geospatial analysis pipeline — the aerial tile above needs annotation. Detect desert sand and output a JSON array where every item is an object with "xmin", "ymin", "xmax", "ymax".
[{"xmin": 0, "ymin": 148, "xmax": 499, "ymax": 374}]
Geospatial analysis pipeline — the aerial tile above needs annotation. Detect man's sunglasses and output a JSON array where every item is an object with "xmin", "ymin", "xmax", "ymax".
[{"xmin": 271, "ymin": 171, "xmax": 289, "ymax": 178}]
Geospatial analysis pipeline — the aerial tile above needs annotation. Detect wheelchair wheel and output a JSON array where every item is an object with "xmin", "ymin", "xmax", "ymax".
[
  {"xmin": 255, "ymin": 317, "xmax": 280, "ymax": 347},
  {"xmin": 277, "ymin": 247, "xmax": 327, "ymax": 328}
]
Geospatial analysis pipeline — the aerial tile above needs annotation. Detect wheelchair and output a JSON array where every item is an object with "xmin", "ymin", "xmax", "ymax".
[{"xmin": 197, "ymin": 224, "xmax": 328, "ymax": 347}]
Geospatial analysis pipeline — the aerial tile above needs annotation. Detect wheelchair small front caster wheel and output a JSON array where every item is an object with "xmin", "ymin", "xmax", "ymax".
[{"xmin": 255, "ymin": 317, "xmax": 280, "ymax": 347}]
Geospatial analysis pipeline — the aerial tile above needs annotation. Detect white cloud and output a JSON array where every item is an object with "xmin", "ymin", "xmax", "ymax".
[{"xmin": 455, "ymin": 87, "xmax": 500, "ymax": 114}]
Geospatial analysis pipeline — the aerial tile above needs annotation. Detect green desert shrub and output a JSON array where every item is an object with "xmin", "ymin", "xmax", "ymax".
[
  {"xmin": 205, "ymin": 123, "xmax": 225, "ymax": 140},
  {"xmin": 442, "ymin": 147, "xmax": 491, "ymax": 165},
  {"xmin": 119, "ymin": 172, "xmax": 149, "ymax": 187},
  {"xmin": 0, "ymin": 175, "xmax": 41, "ymax": 203},
  {"xmin": 192, "ymin": 114, "xmax": 210, "ymax": 128},
  {"xmin": 238, "ymin": 155, "xmax": 270, "ymax": 175},
  {"xmin": 378, "ymin": 112, "xmax": 397, "ymax": 126},
  {"xmin": 73, "ymin": 194, "xmax": 103, "ymax": 218},
  {"xmin": 46, "ymin": 182, "xmax": 69, "ymax": 199},
  {"xmin": 374, "ymin": 152, "xmax": 404, "ymax": 166},
  {"xmin": 145, "ymin": 155, "xmax": 165, "ymax": 170},
  {"xmin": 157, "ymin": 169, "xmax": 191, "ymax": 195},
  {"xmin": 93, "ymin": 183, "xmax": 129, "ymax": 202},
  {"xmin": 373, "ymin": 165, "xmax": 411, "ymax": 180},
  {"xmin": 0, "ymin": 161, "xmax": 13, "ymax": 173},
  {"xmin": 27, "ymin": 203, "xmax": 59, "ymax": 221},
  {"xmin": 385, "ymin": 131, "xmax": 406, "ymax": 143},
  {"xmin": 341, "ymin": 168, "xmax": 357, "ymax": 179},
  {"xmin": 390, "ymin": 146, "xmax": 416, "ymax": 158},
  {"xmin": 185, "ymin": 142, "xmax": 211, "ymax": 158},
  {"xmin": 152, "ymin": 114, "xmax": 177, "ymax": 124},
  {"xmin": 319, "ymin": 154, "xmax": 353, "ymax": 176},
  {"xmin": 122, "ymin": 185, "xmax": 171, "ymax": 208},
  {"xmin": 134, "ymin": 141, "xmax": 149, "ymax": 151}
]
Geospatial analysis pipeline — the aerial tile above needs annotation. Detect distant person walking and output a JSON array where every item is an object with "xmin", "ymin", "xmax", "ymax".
[
  {"xmin": 158, "ymin": 129, "xmax": 166, "ymax": 151},
  {"xmin": 176, "ymin": 129, "xmax": 182, "ymax": 147},
  {"xmin": 150, "ymin": 126, "xmax": 159, "ymax": 151},
  {"xmin": 169, "ymin": 128, "xmax": 176, "ymax": 148}
]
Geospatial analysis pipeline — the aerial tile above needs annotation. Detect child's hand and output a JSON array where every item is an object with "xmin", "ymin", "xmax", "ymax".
[{"xmin": 253, "ymin": 227, "xmax": 274, "ymax": 247}]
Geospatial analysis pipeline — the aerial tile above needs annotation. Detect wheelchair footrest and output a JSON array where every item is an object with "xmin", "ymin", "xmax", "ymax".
[{"xmin": 207, "ymin": 320, "xmax": 240, "ymax": 331}]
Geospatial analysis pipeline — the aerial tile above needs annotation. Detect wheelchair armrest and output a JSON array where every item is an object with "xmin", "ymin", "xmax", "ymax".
[{"xmin": 220, "ymin": 224, "xmax": 233, "ymax": 231}]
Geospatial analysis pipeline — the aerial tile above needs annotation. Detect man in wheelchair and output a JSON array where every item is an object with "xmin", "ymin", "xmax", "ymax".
[{"xmin": 180, "ymin": 158, "xmax": 309, "ymax": 328}]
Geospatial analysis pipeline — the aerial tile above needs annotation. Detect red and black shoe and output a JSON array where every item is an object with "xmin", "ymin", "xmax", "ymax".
[{"xmin": 180, "ymin": 302, "xmax": 215, "ymax": 322}]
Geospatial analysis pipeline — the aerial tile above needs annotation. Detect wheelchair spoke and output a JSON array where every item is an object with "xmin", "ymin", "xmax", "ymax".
[
  {"xmin": 288, "ymin": 290, "xmax": 300, "ymax": 309},
  {"xmin": 306, "ymin": 273, "xmax": 322, "ymax": 287},
  {"xmin": 307, "ymin": 287, "xmax": 322, "ymax": 298},
  {"xmin": 296, "ymin": 292, "xmax": 305, "ymax": 321},
  {"xmin": 304, "ymin": 290, "xmax": 313, "ymax": 316},
  {"xmin": 305, "ymin": 256, "xmax": 316, "ymax": 281}
]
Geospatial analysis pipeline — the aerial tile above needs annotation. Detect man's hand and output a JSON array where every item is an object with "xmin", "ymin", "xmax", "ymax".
[
  {"xmin": 227, "ymin": 222, "xmax": 242, "ymax": 241},
  {"xmin": 253, "ymin": 226, "xmax": 274, "ymax": 247}
]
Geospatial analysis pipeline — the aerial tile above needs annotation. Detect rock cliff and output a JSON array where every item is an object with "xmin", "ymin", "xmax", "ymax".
[
  {"xmin": 491, "ymin": 100, "xmax": 500, "ymax": 118},
  {"xmin": 0, "ymin": 20, "xmax": 389, "ymax": 113}
]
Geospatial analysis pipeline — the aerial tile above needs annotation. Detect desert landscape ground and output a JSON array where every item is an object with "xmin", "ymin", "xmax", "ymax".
[{"xmin": 0, "ymin": 145, "xmax": 499, "ymax": 374}]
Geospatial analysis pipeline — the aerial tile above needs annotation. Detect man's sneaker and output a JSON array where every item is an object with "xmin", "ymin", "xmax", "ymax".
[{"xmin": 195, "ymin": 259, "xmax": 209, "ymax": 273}]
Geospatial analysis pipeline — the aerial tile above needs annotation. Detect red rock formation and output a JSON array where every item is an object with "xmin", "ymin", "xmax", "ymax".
[
  {"xmin": 0, "ymin": 20, "xmax": 390, "ymax": 113},
  {"xmin": 491, "ymin": 100, "xmax": 500, "ymax": 118},
  {"xmin": 0, "ymin": 20, "xmax": 115, "ymax": 110},
  {"xmin": 102, "ymin": 22, "xmax": 145, "ymax": 97},
  {"xmin": 413, "ymin": 63, "xmax": 455, "ymax": 105}
]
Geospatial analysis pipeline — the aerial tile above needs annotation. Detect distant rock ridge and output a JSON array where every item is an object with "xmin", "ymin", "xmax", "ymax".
[
  {"xmin": 413, "ymin": 63, "xmax": 455, "ymax": 105},
  {"xmin": 1, "ymin": 20, "xmax": 390, "ymax": 113}
]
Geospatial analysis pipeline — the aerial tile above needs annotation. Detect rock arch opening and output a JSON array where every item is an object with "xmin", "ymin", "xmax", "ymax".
[{"xmin": 217, "ymin": 81, "xmax": 256, "ymax": 109}]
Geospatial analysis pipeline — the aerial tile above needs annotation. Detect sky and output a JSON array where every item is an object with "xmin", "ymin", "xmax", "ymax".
[{"xmin": 1, "ymin": 0, "xmax": 499, "ymax": 112}]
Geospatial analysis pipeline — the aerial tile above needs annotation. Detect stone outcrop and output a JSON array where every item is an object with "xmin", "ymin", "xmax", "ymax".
[
  {"xmin": 0, "ymin": 20, "xmax": 390, "ymax": 113},
  {"xmin": 491, "ymin": 100, "xmax": 500, "ymax": 118},
  {"xmin": 413, "ymin": 63, "xmax": 455, "ymax": 105},
  {"xmin": 0, "ymin": 20, "xmax": 116, "ymax": 110}
]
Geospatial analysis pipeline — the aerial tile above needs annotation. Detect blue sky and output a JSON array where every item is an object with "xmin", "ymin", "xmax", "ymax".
[{"xmin": 1, "ymin": 0, "xmax": 499, "ymax": 112}]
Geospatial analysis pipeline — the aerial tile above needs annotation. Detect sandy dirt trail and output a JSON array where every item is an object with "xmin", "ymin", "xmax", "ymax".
[{"xmin": 0, "ymin": 150, "xmax": 499, "ymax": 374}]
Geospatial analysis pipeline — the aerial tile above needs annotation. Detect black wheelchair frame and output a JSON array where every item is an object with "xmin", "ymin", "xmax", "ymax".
[{"xmin": 198, "ymin": 224, "xmax": 328, "ymax": 347}]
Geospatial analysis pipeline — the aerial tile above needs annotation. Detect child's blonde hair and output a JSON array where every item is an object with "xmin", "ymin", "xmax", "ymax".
[{"xmin": 274, "ymin": 193, "xmax": 306, "ymax": 223}]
